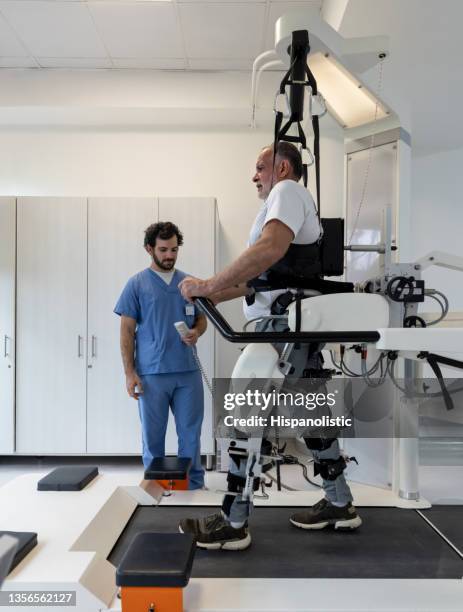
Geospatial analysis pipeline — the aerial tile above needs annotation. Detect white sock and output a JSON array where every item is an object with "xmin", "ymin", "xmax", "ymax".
[
  {"xmin": 331, "ymin": 500, "xmax": 347, "ymax": 508},
  {"xmin": 230, "ymin": 520, "xmax": 245, "ymax": 529}
]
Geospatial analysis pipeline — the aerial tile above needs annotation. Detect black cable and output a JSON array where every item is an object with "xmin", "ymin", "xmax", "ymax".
[
  {"xmin": 388, "ymin": 358, "xmax": 463, "ymax": 400},
  {"xmin": 296, "ymin": 458, "xmax": 322, "ymax": 489},
  {"xmin": 281, "ymin": 453, "xmax": 321, "ymax": 489}
]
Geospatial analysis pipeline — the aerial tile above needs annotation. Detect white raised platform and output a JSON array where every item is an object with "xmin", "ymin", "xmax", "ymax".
[
  {"xmin": 0, "ymin": 470, "xmax": 461, "ymax": 612},
  {"xmin": 1, "ymin": 471, "xmax": 159, "ymax": 611}
]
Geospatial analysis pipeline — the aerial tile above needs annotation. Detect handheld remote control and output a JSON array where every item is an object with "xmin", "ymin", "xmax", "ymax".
[{"xmin": 174, "ymin": 321, "xmax": 190, "ymax": 337}]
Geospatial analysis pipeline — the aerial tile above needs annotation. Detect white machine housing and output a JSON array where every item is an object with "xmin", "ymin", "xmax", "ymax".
[{"xmin": 288, "ymin": 293, "xmax": 389, "ymax": 335}]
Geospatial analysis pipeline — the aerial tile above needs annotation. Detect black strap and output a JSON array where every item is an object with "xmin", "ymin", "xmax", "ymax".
[
  {"xmin": 294, "ymin": 293, "xmax": 303, "ymax": 350},
  {"xmin": 417, "ymin": 352, "xmax": 463, "ymax": 410},
  {"xmin": 249, "ymin": 275, "xmax": 354, "ymax": 294},
  {"xmin": 272, "ymin": 60, "xmax": 321, "ymax": 220},
  {"xmin": 305, "ymin": 62, "xmax": 320, "ymax": 220}
]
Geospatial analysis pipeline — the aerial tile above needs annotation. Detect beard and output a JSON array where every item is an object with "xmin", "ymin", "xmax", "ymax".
[{"xmin": 153, "ymin": 253, "xmax": 175, "ymax": 270}]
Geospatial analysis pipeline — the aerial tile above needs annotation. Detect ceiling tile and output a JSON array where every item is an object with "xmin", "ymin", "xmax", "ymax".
[
  {"xmin": 113, "ymin": 58, "xmax": 186, "ymax": 69},
  {"xmin": 37, "ymin": 57, "xmax": 113, "ymax": 68},
  {"xmin": 0, "ymin": 57, "xmax": 37, "ymax": 68},
  {"xmin": 88, "ymin": 2, "xmax": 184, "ymax": 59},
  {"xmin": 0, "ymin": 12, "xmax": 29, "ymax": 56},
  {"xmin": 265, "ymin": 1, "xmax": 321, "ymax": 49},
  {"xmin": 178, "ymin": 0, "xmax": 265, "ymax": 3},
  {"xmin": 0, "ymin": 1, "xmax": 107, "ymax": 57},
  {"xmin": 179, "ymin": 3, "xmax": 266, "ymax": 59},
  {"xmin": 189, "ymin": 58, "xmax": 254, "ymax": 70}
]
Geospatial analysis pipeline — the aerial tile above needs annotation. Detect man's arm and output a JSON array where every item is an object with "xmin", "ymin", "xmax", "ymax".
[
  {"xmin": 179, "ymin": 220, "xmax": 293, "ymax": 299},
  {"xmin": 209, "ymin": 283, "xmax": 251, "ymax": 304},
  {"xmin": 181, "ymin": 313, "xmax": 207, "ymax": 346},
  {"xmin": 120, "ymin": 315, "xmax": 143, "ymax": 399}
]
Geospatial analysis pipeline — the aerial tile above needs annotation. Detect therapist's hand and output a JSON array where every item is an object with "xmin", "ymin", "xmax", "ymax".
[
  {"xmin": 179, "ymin": 276, "xmax": 212, "ymax": 301},
  {"xmin": 126, "ymin": 371, "xmax": 143, "ymax": 400},
  {"xmin": 181, "ymin": 328, "xmax": 199, "ymax": 347}
]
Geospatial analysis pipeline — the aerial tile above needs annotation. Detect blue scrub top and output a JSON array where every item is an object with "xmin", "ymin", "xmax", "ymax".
[{"xmin": 114, "ymin": 268, "xmax": 199, "ymax": 375}]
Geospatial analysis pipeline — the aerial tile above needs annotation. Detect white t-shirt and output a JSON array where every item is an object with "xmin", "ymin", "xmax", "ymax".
[
  {"xmin": 243, "ymin": 179, "xmax": 321, "ymax": 320},
  {"xmin": 152, "ymin": 268, "xmax": 175, "ymax": 285}
]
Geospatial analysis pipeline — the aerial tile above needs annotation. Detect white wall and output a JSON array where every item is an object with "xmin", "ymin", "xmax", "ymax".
[
  {"xmin": 411, "ymin": 146, "xmax": 463, "ymax": 312},
  {"xmin": 0, "ymin": 131, "xmax": 344, "ymax": 378},
  {"xmin": 0, "ymin": 69, "xmax": 345, "ymax": 377}
]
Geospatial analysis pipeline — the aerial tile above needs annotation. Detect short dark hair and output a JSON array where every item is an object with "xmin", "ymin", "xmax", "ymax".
[
  {"xmin": 272, "ymin": 141, "xmax": 303, "ymax": 181},
  {"xmin": 144, "ymin": 221, "xmax": 184, "ymax": 248}
]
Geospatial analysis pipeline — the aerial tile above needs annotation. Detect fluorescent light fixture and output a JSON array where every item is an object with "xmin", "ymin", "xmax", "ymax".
[{"xmin": 308, "ymin": 52, "xmax": 388, "ymax": 129}]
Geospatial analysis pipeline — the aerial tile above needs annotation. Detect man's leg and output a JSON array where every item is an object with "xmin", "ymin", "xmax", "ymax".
[
  {"xmin": 138, "ymin": 374, "xmax": 172, "ymax": 469},
  {"xmin": 179, "ymin": 437, "xmax": 257, "ymax": 550},
  {"xmin": 311, "ymin": 438, "xmax": 353, "ymax": 506},
  {"xmin": 221, "ymin": 438, "xmax": 258, "ymax": 526},
  {"xmin": 268, "ymin": 318, "xmax": 361, "ymax": 530},
  {"xmin": 170, "ymin": 370, "xmax": 205, "ymax": 490},
  {"xmin": 290, "ymin": 436, "xmax": 361, "ymax": 530}
]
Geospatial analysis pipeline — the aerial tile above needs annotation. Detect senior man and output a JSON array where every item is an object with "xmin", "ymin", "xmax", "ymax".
[{"xmin": 179, "ymin": 142, "xmax": 361, "ymax": 549}]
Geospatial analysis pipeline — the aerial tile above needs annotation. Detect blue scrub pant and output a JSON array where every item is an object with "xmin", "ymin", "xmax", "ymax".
[{"xmin": 138, "ymin": 370, "xmax": 204, "ymax": 489}]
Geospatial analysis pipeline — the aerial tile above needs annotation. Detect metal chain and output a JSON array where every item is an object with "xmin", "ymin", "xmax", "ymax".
[
  {"xmin": 192, "ymin": 346, "xmax": 214, "ymax": 396},
  {"xmin": 348, "ymin": 56, "xmax": 385, "ymax": 246}
]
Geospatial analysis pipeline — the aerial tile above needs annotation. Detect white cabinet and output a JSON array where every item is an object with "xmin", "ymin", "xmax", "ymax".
[
  {"xmin": 13, "ymin": 196, "xmax": 216, "ymax": 456},
  {"xmin": 0, "ymin": 198, "xmax": 16, "ymax": 453},
  {"xmin": 86, "ymin": 198, "xmax": 157, "ymax": 453},
  {"xmin": 87, "ymin": 197, "xmax": 216, "ymax": 455},
  {"xmin": 16, "ymin": 198, "xmax": 87, "ymax": 453}
]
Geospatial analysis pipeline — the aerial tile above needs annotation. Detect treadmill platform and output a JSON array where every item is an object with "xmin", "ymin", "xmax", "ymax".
[{"xmin": 109, "ymin": 505, "xmax": 463, "ymax": 580}]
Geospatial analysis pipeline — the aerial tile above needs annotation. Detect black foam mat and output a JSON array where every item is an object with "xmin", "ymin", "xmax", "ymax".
[
  {"xmin": 108, "ymin": 506, "xmax": 463, "ymax": 579},
  {"xmin": 0, "ymin": 531, "xmax": 37, "ymax": 572},
  {"xmin": 421, "ymin": 506, "xmax": 463, "ymax": 553},
  {"xmin": 37, "ymin": 466, "xmax": 98, "ymax": 491}
]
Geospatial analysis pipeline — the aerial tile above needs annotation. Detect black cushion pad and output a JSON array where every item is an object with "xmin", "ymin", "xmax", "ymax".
[
  {"xmin": 0, "ymin": 531, "xmax": 37, "ymax": 573},
  {"xmin": 144, "ymin": 457, "xmax": 191, "ymax": 481},
  {"xmin": 37, "ymin": 466, "xmax": 98, "ymax": 491},
  {"xmin": 116, "ymin": 532, "xmax": 196, "ymax": 587}
]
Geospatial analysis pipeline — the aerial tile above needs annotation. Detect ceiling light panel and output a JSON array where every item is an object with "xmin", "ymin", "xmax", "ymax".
[
  {"xmin": 88, "ymin": 2, "xmax": 183, "ymax": 58},
  {"xmin": 179, "ymin": 3, "xmax": 266, "ymax": 59},
  {"xmin": 0, "ymin": 1, "xmax": 107, "ymax": 58},
  {"xmin": 309, "ymin": 52, "xmax": 388, "ymax": 128}
]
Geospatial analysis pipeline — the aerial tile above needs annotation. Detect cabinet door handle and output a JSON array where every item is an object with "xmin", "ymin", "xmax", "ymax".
[
  {"xmin": 91, "ymin": 335, "xmax": 97, "ymax": 358},
  {"xmin": 77, "ymin": 335, "xmax": 83, "ymax": 358},
  {"xmin": 3, "ymin": 335, "xmax": 9, "ymax": 358}
]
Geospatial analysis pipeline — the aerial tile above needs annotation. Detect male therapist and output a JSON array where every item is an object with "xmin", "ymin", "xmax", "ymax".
[
  {"xmin": 114, "ymin": 221, "xmax": 207, "ymax": 489},
  {"xmin": 179, "ymin": 142, "xmax": 361, "ymax": 549}
]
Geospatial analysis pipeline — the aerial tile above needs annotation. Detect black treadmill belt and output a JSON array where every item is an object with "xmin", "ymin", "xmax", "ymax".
[
  {"xmin": 421, "ymin": 507, "xmax": 463, "ymax": 553},
  {"xmin": 109, "ymin": 506, "xmax": 463, "ymax": 579}
]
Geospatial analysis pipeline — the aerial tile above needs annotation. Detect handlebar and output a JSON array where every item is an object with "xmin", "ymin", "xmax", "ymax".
[{"xmin": 195, "ymin": 297, "xmax": 380, "ymax": 344}]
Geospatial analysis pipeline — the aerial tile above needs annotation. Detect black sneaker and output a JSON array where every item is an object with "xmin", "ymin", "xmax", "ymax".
[
  {"xmin": 179, "ymin": 511, "xmax": 223, "ymax": 536},
  {"xmin": 195, "ymin": 514, "xmax": 251, "ymax": 550},
  {"xmin": 290, "ymin": 498, "xmax": 362, "ymax": 531}
]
